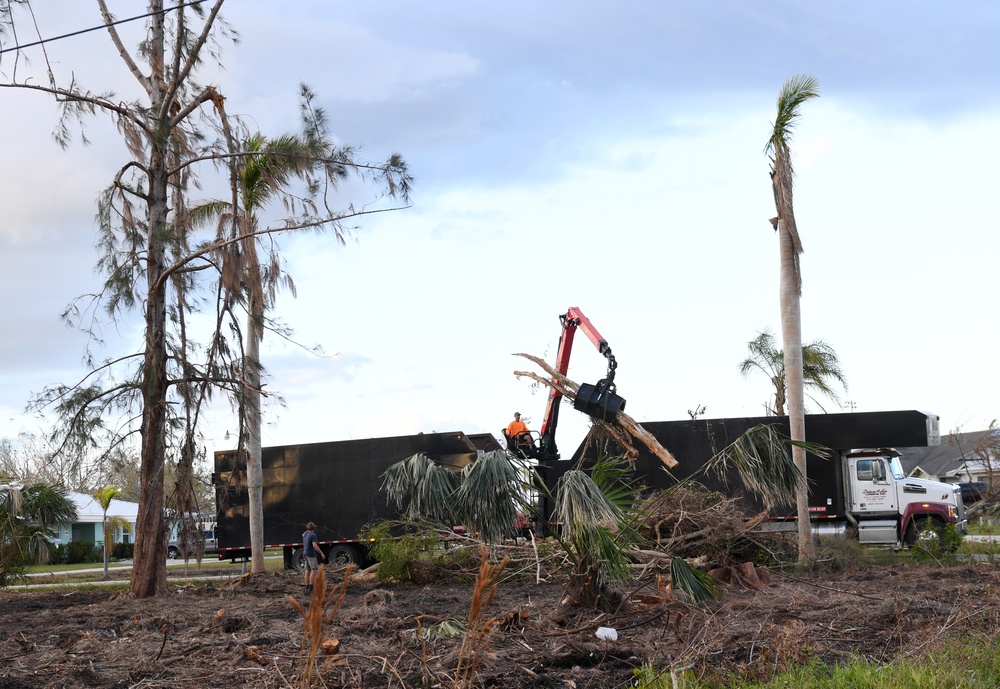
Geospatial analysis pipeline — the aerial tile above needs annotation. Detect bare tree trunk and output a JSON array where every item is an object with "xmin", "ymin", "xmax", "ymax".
[
  {"xmin": 102, "ymin": 518, "xmax": 111, "ymax": 581},
  {"xmin": 130, "ymin": 181, "xmax": 170, "ymax": 596},
  {"xmin": 130, "ymin": 2, "xmax": 170, "ymax": 596},
  {"xmin": 245, "ymin": 294, "xmax": 266, "ymax": 573},
  {"xmin": 778, "ymin": 225, "xmax": 814, "ymax": 564}
]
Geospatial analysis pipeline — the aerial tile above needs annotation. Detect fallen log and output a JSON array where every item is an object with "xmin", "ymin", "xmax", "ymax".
[{"xmin": 514, "ymin": 352, "xmax": 679, "ymax": 469}]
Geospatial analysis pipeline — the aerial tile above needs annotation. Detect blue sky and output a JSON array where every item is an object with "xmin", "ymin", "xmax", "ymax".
[{"xmin": 2, "ymin": 1, "xmax": 999, "ymax": 460}]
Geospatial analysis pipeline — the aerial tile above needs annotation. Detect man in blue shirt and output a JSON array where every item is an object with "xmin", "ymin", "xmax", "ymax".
[{"xmin": 303, "ymin": 521, "xmax": 325, "ymax": 594}]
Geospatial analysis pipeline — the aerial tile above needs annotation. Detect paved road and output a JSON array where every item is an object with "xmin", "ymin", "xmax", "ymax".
[{"xmin": 11, "ymin": 555, "xmax": 284, "ymax": 590}]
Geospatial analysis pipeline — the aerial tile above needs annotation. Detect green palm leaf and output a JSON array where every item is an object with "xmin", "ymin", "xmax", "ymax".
[
  {"xmin": 454, "ymin": 450, "xmax": 522, "ymax": 544},
  {"xmin": 703, "ymin": 423, "xmax": 828, "ymax": 510},
  {"xmin": 670, "ymin": 556, "xmax": 719, "ymax": 604},
  {"xmin": 381, "ymin": 453, "xmax": 460, "ymax": 524}
]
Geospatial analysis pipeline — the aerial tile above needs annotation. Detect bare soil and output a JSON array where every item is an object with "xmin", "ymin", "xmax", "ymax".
[{"xmin": 2, "ymin": 559, "xmax": 999, "ymax": 688}]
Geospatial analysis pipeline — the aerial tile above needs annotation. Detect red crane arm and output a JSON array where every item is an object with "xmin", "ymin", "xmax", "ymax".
[{"xmin": 539, "ymin": 307, "xmax": 613, "ymax": 443}]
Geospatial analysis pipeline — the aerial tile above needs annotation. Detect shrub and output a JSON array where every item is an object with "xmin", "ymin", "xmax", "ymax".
[
  {"xmin": 361, "ymin": 520, "xmax": 465, "ymax": 584},
  {"xmin": 65, "ymin": 541, "xmax": 101, "ymax": 564},
  {"xmin": 111, "ymin": 542, "xmax": 134, "ymax": 560},
  {"xmin": 908, "ymin": 521, "xmax": 963, "ymax": 564}
]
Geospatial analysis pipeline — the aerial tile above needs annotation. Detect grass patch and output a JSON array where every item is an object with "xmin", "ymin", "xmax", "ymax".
[
  {"xmin": 24, "ymin": 561, "xmax": 129, "ymax": 574},
  {"xmin": 638, "ymin": 637, "xmax": 1000, "ymax": 688},
  {"xmin": 966, "ymin": 520, "xmax": 1000, "ymax": 536}
]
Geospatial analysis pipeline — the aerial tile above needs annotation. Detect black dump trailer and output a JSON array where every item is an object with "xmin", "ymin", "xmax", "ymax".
[
  {"xmin": 214, "ymin": 431, "xmax": 479, "ymax": 569},
  {"xmin": 541, "ymin": 410, "xmax": 941, "ymax": 521}
]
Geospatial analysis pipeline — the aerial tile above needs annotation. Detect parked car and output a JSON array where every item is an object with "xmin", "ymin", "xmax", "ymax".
[
  {"xmin": 959, "ymin": 481, "xmax": 988, "ymax": 504},
  {"xmin": 167, "ymin": 526, "xmax": 218, "ymax": 559}
]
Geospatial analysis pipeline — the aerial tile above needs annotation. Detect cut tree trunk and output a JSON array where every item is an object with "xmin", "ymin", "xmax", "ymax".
[{"xmin": 514, "ymin": 352, "xmax": 678, "ymax": 469}]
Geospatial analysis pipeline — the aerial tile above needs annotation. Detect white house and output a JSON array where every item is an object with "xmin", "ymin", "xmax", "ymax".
[{"xmin": 51, "ymin": 492, "xmax": 140, "ymax": 547}]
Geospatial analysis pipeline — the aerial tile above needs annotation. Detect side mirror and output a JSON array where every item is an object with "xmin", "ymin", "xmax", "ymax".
[{"xmin": 873, "ymin": 461, "xmax": 886, "ymax": 482}]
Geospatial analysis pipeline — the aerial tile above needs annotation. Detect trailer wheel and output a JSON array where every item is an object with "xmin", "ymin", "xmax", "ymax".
[
  {"xmin": 290, "ymin": 547, "xmax": 305, "ymax": 571},
  {"xmin": 328, "ymin": 545, "xmax": 362, "ymax": 568}
]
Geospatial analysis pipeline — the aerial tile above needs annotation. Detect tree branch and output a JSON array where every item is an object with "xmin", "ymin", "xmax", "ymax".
[{"xmin": 512, "ymin": 353, "xmax": 679, "ymax": 469}]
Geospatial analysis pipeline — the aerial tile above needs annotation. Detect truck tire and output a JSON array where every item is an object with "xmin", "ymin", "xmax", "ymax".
[
  {"xmin": 167, "ymin": 545, "xmax": 180, "ymax": 559},
  {"xmin": 291, "ymin": 547, "xmax": 305, "ymax": 571},
  {"xmin": 328, "ymin": 544, "xmax": 362, "ymax": 568},
  {"xmin": 906, "ymin": 517, "xmax": 944, "ymax": 550}
]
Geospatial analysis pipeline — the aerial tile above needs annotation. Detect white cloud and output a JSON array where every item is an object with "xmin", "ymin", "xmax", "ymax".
[{"xmin": 2, "ymin": 1, "xmax": 999, "ymax": 456}]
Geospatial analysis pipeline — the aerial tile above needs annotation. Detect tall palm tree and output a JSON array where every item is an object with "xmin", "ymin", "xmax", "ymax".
[
  {"xmin": 194, "ymin": 132, "xmax": 322, "ymax": 574},
  {"xmin": 767, "ymin": 74, "xmax": 820, "ymax": 564},
  {"xmin": 197, "ymin": 88, "xmax": 411, "ymax": 575},
  {"xmin": 740, "ymin": 329, "xmax": 847, "ymax": 415},
  {"xmin": 94, "ymin": 485, "xmax": 131, "ymax": 581}
]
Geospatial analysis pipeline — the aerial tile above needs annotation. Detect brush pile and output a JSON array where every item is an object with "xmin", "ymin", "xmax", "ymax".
[{"xmin": 633, "ymin": 485, "xmax": 775, "ymax": 563}]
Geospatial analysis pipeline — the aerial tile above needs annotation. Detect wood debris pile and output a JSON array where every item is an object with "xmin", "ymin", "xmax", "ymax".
[{"xmin": 633, "ymin": 485, "xmax": 767, "ymax": 563}]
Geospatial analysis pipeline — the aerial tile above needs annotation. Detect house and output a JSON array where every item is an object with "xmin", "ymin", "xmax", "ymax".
[
  {"xmin": 898, "ymin": 429, "xmax": 999, "ymax": 486},
  {"xmin": 51, "ymin": 492, "xmax": 139, "ymax": 547}
]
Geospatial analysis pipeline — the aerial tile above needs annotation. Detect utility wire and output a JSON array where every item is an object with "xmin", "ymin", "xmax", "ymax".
[{"xmin": 0, "ymin": 0, "xmax": 207, "ymax": 55}]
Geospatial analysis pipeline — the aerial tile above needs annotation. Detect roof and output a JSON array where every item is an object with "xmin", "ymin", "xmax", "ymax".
[
  {"xmin": 898, "ymin": 429, "xmax": 999, "ymax": 480},
  {"xmin": 69, "ymin": 492, "xmax": 139, "ymax": 524}
]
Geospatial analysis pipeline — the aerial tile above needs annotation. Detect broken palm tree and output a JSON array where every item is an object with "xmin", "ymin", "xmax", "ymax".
[{"xmin": 513, "ymin": 352, "xmax": 679, "ymax": 469}]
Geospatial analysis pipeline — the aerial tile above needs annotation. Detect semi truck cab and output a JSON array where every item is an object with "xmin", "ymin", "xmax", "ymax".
[{"xmin": 844, "ymin": 449, "xmax": 965, "ymax": 546}]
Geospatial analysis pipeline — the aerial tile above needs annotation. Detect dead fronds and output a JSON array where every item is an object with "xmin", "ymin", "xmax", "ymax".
[
  {"xmin": 286, "ymin": 563, "xmax": 353, "ymax": 688},
  {"xmin": 453, "ymin": 548, "xmax": 509, "ymax": 689}
]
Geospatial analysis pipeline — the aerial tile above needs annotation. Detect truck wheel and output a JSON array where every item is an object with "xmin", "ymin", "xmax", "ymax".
[
  {"xmin": 291, "ymin": 547, "xmax": 305, "ymax": 571},
  {"xmin": 328, "ymin": 545, "xmax": 361, "ymax": 568},
  {"xmin": 906, "ymin": 517, "xmax": 944, "ymax": 550},
  {"xmin": 167, "ymin": 546, "xmax": 180, "ymax": 559}
]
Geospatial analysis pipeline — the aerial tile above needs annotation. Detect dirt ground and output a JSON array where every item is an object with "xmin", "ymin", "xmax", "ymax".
[{"xmin": 2, "ymin": 558, "xmax": 1000, "ymax": 688}]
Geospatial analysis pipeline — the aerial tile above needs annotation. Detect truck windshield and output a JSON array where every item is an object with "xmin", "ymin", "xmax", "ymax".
[{"xmin": 888, "ymin": 456, "xmax": 906, "ymax": 480}]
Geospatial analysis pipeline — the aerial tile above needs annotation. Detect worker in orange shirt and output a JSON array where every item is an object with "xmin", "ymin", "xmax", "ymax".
[
  {"xmin": 505, "ymin": 412, "xmax": 533, "ymax": 456},
  {"xmin": 506, "ymin": 412, "xmax": 528, "ymax": 438}
]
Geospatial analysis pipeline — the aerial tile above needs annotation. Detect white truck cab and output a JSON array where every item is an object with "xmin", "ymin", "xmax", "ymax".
[{"xmin": 844, "ymin": 449, "xmax": 965, "ymax": 546}]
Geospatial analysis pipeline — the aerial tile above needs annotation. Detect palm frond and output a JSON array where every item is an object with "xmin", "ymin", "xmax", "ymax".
[
  {"xmin": 567, "ymin": 525, "xmax": 634, "ymax": 585},
  {"xmin": 703, "ymin": 424, "xmax": 829, "ymax": 510},
  {"xmin": 766, "ymin": 74, "xmax": 820, "ymax": 155},
  {"xmin": 670, "ymin": 556, "xmax": 719, "ymax": 604},
  {"xmin": 554, "ymin": 469, "xmax": 624, "ymax": 538},
  {"xmin": 381, "ymin": 453, "xmax": 460, "ymax": 524},
  {"xmin": 454, "ymin": 450, "xmax": 522, "ymax": 544},
  {"xmin": 21, "ymin": 483, "xmax": 77, "ymax": 529},
  {"xmin": 588, "ymin": 456, "xmax": 642, "ymax": 511},
  {"xmin": 94, "ymin": 485, "xmax": 122, "ymax": 510}
]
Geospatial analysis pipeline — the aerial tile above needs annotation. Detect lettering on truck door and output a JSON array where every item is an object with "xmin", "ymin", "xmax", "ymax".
[{"xmin": 848, "ymin": 457, "xmax": 896, "ymax": 514}]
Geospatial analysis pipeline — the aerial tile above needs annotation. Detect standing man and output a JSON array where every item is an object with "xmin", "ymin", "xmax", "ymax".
[{"xmin": 303, "ymin": 521, "xmax": 325, "ymax": 594}]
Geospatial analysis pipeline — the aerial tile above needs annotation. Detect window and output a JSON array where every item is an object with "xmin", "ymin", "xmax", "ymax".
[{"xmin": 856, "ymin": 460, "xmax": 873, "ymax": 482}]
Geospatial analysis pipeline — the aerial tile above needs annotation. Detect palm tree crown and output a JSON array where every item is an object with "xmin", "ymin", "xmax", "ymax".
[
  {"xmin": 740, "ymin": 329, "xmax": 847, "ymax": 415},
  {"xmin": 766, "ymin": 74, "xmax": 820, "ymax": 292}
]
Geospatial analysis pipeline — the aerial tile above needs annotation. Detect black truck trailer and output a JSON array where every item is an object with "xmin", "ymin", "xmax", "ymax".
[
  {"xmin": 541, "ymin": 410, "xmax": 962, "ymax": 546},
  {"xmin": 213, "ymin": 431, "xmax": 479, "ymax": 569}
]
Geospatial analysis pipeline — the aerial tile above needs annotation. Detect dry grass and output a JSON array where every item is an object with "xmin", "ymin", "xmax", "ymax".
[
  {"xmin": 286, "ymin": 563, "xmax": 353, "ymax": 688},
  {"xmin": 453, "ymin": 548, "xmax": 509, "ymax": 689}
]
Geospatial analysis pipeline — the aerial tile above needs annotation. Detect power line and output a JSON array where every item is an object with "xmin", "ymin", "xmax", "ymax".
[{"xmin": 0, "ymin": 1, "xmax": 207, "ymax": 55}]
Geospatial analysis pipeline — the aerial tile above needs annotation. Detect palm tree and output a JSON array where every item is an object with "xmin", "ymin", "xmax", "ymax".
[
  {"xmin": 201, "ymin": 88, "xmax": 410, "ymax": 575},
  {"xmin": 767, "ymin": 74, "xmax": 820, "ymax": 564},
  {"xmin": 0, "ymin": 480, "xmax": 77, "ymax": 587},
  {"xmin": 94, "ymin": 486, "xmax": 131, "ymax": 581},
  {"xmin": 740, "ymin": 329, "xmax": 847, "ymax": 415},
  {"xmin": 193, "ymin": 132, "xmax": 321, "ymax": 574}
]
